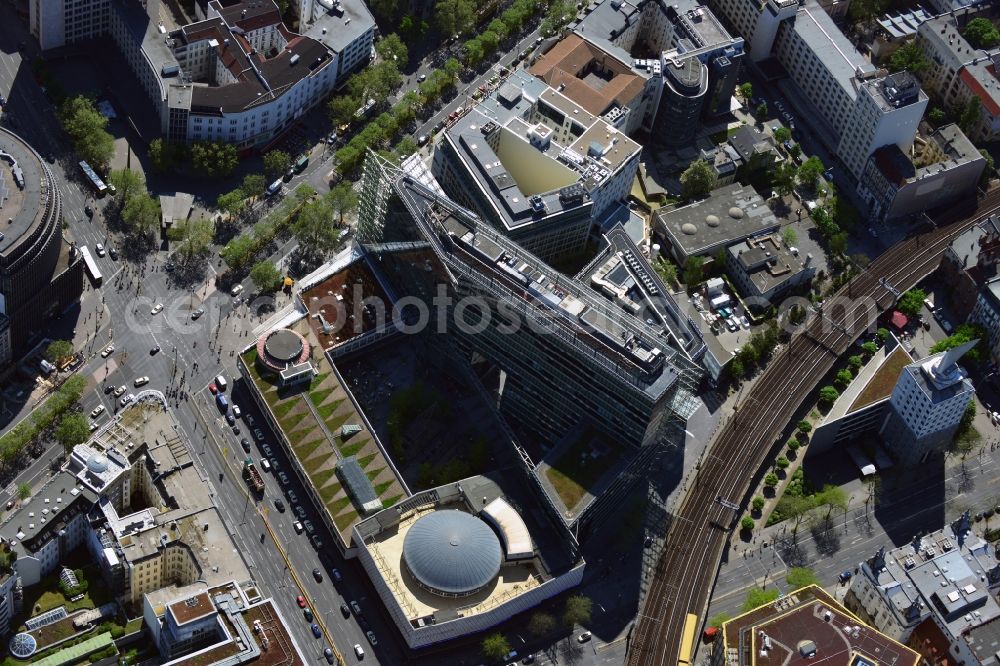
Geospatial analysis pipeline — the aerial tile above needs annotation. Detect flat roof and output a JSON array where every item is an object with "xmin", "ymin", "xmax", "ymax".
[
  {"xmin": 722, "ymin": 585, "xmax": 920, "ymax": 666},
  {"xmin": 0, "ymin": 130, "xmax": 47, "ymax": 257},
  {"xmin": 168, "ymin": 591, "xmax": 215, "ymax": 625},
  {"xmin": 728, "ymin": 234, "xmax": 810, "ymax": 295},
  {"xmin": 793, "ymin": 2, "xmax": 874, "ymax": 100},
  {"xmin": 655, "ymin": 183, "xmax": 780, "ymax": 258},
  {"xmin": 303, "ymin": 0, "xmax": 376, "ymax": 55}
]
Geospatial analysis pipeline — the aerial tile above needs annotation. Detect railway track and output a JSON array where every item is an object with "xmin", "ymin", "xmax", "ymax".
[{"xmin": 627, "ymin": 189, "xmax": 1000, "ymax": 666}]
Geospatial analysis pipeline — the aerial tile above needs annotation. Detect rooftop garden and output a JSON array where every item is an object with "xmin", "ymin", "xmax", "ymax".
[
  {"xmin": 242, "ymin": 346, "xmax": 404, "ymax": 535},
  {"xmin": 544, "ymin": 429, "xmax": 623, "ymax": 512},
  {"xmin": 847, "ymin": 347, "xmax": 911, "ymax": 413}
]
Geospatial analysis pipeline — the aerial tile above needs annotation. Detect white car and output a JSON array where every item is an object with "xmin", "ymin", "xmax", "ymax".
[
  {"xmin": 293, "ymin": 521, "xmax": 304, "ymax": 534},
  {"xmin": 89, "ymin": 422, "xmax": 100, "ymax": 432},
  {"xmin": 114, "ymin": 385, "xmax": 127, "ymax": 397},
  {"xmin": 230, "ymin": 284, "xmax": 244, "ymax": 297},
  {"xmin": 120, "ymin": 393, "xmax": 135, "ymax": 407},
  {"xmin": 741, "ymin": 316, "xmax": 750, "ymax": 329},
  {"xmin": 417, "ymin": 73, "xmax": 427, "ymax": 83},
  {"xmin": 151, "ymin": 303, "xmax": 164, "ymax": 315},
  {"xmin": 101, "ymin": 344, "xmax": 114, "ymax": 358},
  {"xmin": 232, "ymin": 405, "xmax": 241, "ymax": 419},
  {"xmin": 90, "ymin": 405, "xmax": 105, "ymax": 418},
  {"xmin": 95, "ymin": 243, "xmax": 106, "ymax": 257},
  {"xmin": 134, "ymin": 376, "xmax": 149, "ymax": 387}
]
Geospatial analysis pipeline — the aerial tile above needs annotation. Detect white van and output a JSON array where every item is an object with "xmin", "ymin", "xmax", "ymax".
[
  {"xmin": 260, "ymin": 458, "xmax": 272, "ymax": 472},
  {"xmin": 215, "ymin": 375, "xmax": 227, "ymax": 391}
]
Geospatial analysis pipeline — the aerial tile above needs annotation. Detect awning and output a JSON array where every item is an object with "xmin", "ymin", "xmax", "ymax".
[{"xmin": 890, "ymin": 310, "xmax": 908, "ymax": 329}]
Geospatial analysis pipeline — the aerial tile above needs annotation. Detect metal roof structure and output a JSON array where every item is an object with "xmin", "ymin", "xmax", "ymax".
[
  {"xmin": 336, "ymin": 457, "xmax": 382, "ymax": 514},
  {"xmin": 402, "ymin": 510, "xmax": 503, "ymax": 597}
]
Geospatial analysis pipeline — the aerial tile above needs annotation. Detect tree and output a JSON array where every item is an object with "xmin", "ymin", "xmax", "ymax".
[
  {"xmin": 327, "ymin": 182, "xmax": 359, "ymax": 225},
  {"xmin": 818, "ymin": 385, "xmax": 839, "ymax": 405},
  {"xmin": 17, "ymin": 483, "xmax": 31, "ymax": 501},
  {"xmin": 108, "ymin": 168, "xmax": 145, "ymax": 209},
  {"xmin": 864, "ymin": 475, "xmax": 882, "ymax": 509},
  {"xmin": 369, "ymin": 0, "xmax": 400, "ymax": 24},
  {"xmin": 175, "ymin": 217, "xmax": 214, "ymax": 264},
  {"xmin": 59, "ymin": 96, "xmax": 114, "ymax": 170},
  {"xmin": 148, "ymin": 138, "xmax": 179, "ymax": 173},
  {"xmin": 876, "ymin": 327, "xmax": 890, "ymax": 343},
  {"xmin": 481, "ymin": 633, "xmax": 510, "ymax": 661},
  {"xmin": 755, "ymin": 102, "xmax": 768, "ymax": 119},
  {"xmin": 897, "ymin": 288, "xmax": 926, "ymax": 317},
  {"xmin": 959, "ymin": 97, "xmax": 982, "ymax": 135},
  {"xmin": 787, "ymin": 439, "xmax": 801, "ymax": 453},
  {"xmin": 980, "ymin": 149, "xmax": 995, "ymax": 188},
  {"xmin": 563, "ymin": 594, "xmax": 592, "ymax": 628},
  {"xmin": 396, "ymin": 135, "xmax": 418, "ymax": 158},
  {"xmin": 797, "ymin": 420, "xmax": 812, "ymax": 434},
  {"xmin": 930, "ymin": 323, "xmax": 988, "ymax": 364},
  {"xmin": 818, "ymin": 484, "xmax": 849, "ymax": 518},
  {"xmin": 928, "ymin": 107, "xmax": 947, "ymax": 127},
  {"xmin": 743, "ymin": 587, "xmax": 779, "ymax": 612},
  {"xmin": 263, "ymin": 150, "xmax": 291, "ymax": 179},
  {"xmin": 738, "ymin": 82, "xmax": 753, "ymax": 100},
  {"xmin": 773, "ymin": 162, "xmax": 797, "ymax": 197},
  {"xmin": 848, "ymin": 0, "xmax": 887, "ymax": 25},
  {"xmin": 741, "ymin": 516, "xmax": 755, "ymax": 531},
  {"xmin": 122, "ymin": 193, "xmax": 160, "ymax": 237},
  {"xmin": 242, "ymin": 174, "xmax": 266, "ymax": 200},
  {"xmin": 861, "ymin": 341, "xmax": 878, "ymax": 356},
  {"xmin": 848, "ymin": 355, "xmax": 863, "ymax": 371},
  {"xmin": 250, "ymin": 261, "xmax": 283, "ymax": 293},
  {"xmin": 294, "ymin": 196, "xmax": 342, "ymax": 262},
  {"xmin": 435, "ymin": 0, "xmax": 476, "ymax": 37},
  {"xmin": 729, "ymin": 358, "xmax": 745, "ymax": 380},
  {"xmin": 528, "ymin": 612, "xmax": 555, "ymax": 637},
  {"xmin": 828, "ymin": 232, "xmax": 849, "ymax": 257},
  {"xmin": 376, "ymin": 33, "xmax": 408, "ymax": 65},
  {"xmin": 963, "ymin": 18, "xmax": 1000, "ymax": 49},
  {"xmin": 191, "ymin": 141, "xmax": 239, "ymax": 178},
  {"xmin": 683, "ymin": 255, "xmax": 706, "ymax": 286},
  {"xmin": 798, "ymin": 156, "xmax": 825, "ymax": 191},
  {"xmin": 752, "ymin": 496, "xmax": 766, "ymax": 512},
  {"xmin": 834, "ymin": 368, "xmax": 853, "ymax": 388},
  {"xmin": 775, "ymin": 456, "xmax": 790, "ymax": 470},
  {"xmin": 680, "ymin": 160, "xmax": 717, "ymax": 200},
  {"xmin": 55, "ymin": 412, "xmax": 90, "ymax": 451},
  {"xmin": 774, "ymin": 126, "xmax": 792, "ymax": 143},
  {"xmin": 653, "ymin": 257, "xmax": 678, "ymax": 287},
  {"xmin": 463, "ymin": 38, "xmax": 486, "ymax": 66},
  {"xmin": 45, "ymin": 340, "xmax": 74, "ymax": 364},
  {"xmin": 786, "ymin": 567, "xmax": 820, "ymax": 588},
  {"xmin": 781, "ymin": 227, "xmax": 797, "ymax": 247},
  {"xmin": 764, "ymin": 473, "xmax": 779, "ymax": 488},
  {"xmin": 889, "ymin": 40, "xmax": 929, "ymax": 75}
]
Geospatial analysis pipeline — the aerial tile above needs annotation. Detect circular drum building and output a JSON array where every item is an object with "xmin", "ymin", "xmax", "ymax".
[
  {"xmin": 402, "ymin": 510, "xmax": 502, "ymax": 598},
  {"xmin": 255, "ymin": 328, "xmax": 311, "ymax": 371}
]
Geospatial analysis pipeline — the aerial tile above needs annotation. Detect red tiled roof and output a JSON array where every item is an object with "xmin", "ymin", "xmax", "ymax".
[{"xmin": 959, "ymin": 66, "xmax": 1000, "ymax": 117}]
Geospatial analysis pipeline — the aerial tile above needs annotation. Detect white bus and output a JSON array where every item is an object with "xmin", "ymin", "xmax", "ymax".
[{"xmin": 79, "ymin": 246, "xmax": 102, "ymax": 285}]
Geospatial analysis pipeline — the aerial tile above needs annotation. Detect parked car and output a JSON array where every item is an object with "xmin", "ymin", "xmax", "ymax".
[
  {"xmin": 287, "ymin": 490, "xmax": 298, "ymax": 503},
  {"xmin": 350, "ymin": 600, "xmax": 362, "ymax": 615},
  {"xmin": 303, "ymin": 607, "xmax": 313, "ymax": 622},
  {"xmin": 120, "ymin": 394, "xmax": 135, "ymax": 407},
  {"xmin": 340, "ymin": 602, "xmax": 351, "ymax": 617},
  {"xmin": 311, "ymin": 624, "xmax": 322, "ymax": 639},
  {"xmin": 331, "ymin": 568, "xmax": 342, "ymax": 582},
  {"xmin": 101, "ymin": 344, "xmax": 114, "ymax": 358},
  {"xmin": 233, "ymin": 405, "xmax": 242, "ymax": 419},
  {"xmin": 191, "ymin": 307, "xmax": 205, "ymax": 320},
  {"xmin": 108, "ymin": 247, "xmax": 118, "ymax": 260},
  {"xmin": 353, "ymin": 645, "xmax": 364, "ymax": 660},
  {"xmin": 366, "ymin": 631, "xmax": 377, "ymax": 646},
  {"xmin": 240, "ymin": 438, "xmax": 251, "ymax": 452},
  {"xmin": 324, "ymin": 648, "xmax": 335, "ymax": 664},
  {"xmin": 225, "ymin": 412, "xmax": 235, "ymax": 426},
  {"xmin": 313, "ymin": 568, "xmax": 323, "ymax": 582},
  {"xmin": 577, "ymin": 632, "xmax": 592, "ymax": 643},
  {"xmin": 839, "ymin": 570, "xmax": 853, "ymax": 583},
  {"xmin": 90, "ymin": 405, "xmax": 105, "ymax": 418},
  {"xmin": 278, "ymin": 472, "xmax": 289, "ymax": 485},
  {"xmin": 293, "ymin": 521, "xmax": 304, "ymax": 533}
]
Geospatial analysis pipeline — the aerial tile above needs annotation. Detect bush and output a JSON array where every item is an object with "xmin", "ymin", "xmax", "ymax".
[
  {"xmin": 861, "ymin": 341, "xmax": 878, "ymax": 356},
  {"xmin": 876, "ymin": 327, "xmax": 889, "ymax": 343},
  {"xmin": 819, "ymin": 386, "xmax": 839, "ymax": 405},
  {"xmin": 764, "ymin": 473, "xmax": 779, "ymax": 488},
  {"xmin": 752, "ymin": 496, "xmax": 765, "ymax": 511},
  {"xmin": 796, "ymin": 420, "xmax": 812, "ymax": 434},
  {"xmin": 848, "ymin": 355, "xmax": 863, "ymax": 370},
  {"xmin": 741, "ymin": 516, "xmax": 755, "ymax": 531},
  {"xmin": 775, "ymin": 457, "xmax": 790, "ymax": 470},
  {"xmin": 787, "ymin": 439, "xmax": 801, "ymax": 452}
]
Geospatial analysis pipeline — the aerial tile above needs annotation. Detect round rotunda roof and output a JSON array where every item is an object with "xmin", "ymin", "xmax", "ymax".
[{"xmin": 402, "ymin": 510, "xmax": 502, "ymax": 597}]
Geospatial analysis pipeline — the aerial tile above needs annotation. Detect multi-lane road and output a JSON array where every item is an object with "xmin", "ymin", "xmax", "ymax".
[{"xmin": 627, "ymin": 189, "xmax": 1000, "ymax": 666}]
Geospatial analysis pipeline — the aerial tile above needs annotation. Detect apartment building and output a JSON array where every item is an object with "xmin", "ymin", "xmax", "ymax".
[
  {"xmin": 859, "ymin": 123, "xmax": 985, "ymax": 223},
  {"xmin": 725, "ymin": 233, "xmax": 815, "ymax": 303},
  {"xmin": 29, "ymin": 0, "xmax": 112, "ymax": 51},
  {"xmin": 877, "ymin": 342, "xmax": 975, "ymax": 465},
  {"xmin": 845, "ymin": 515, "xmax": 1000, "ymax": 664},
  {"xmin": 432, "ymin": 71, "xmax": 640, "ymax": 261},
  {"xmin": 708, "ymin": 0, "xmax": 797, "ymax": 61}
]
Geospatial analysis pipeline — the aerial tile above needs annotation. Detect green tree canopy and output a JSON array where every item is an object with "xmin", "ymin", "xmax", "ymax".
[
  {"xmin": 294, "ymin": 196, "xmax": 342, "ymax": 262},
  {"xmin": 148, "ymin": 138, "xmax": 179, "ymax": 173},
  {"xmin": 249, "ymin": 261, "xmax": 283, "ymax": 293},
  {"xmin": 818, "ymin": 484, "xmax": 849, "ymax": 517},
  {"xmin": 861, "ymin": 341, "xmax": 878, "ymax": 356},
  {"xmin": 741, "ymin": 516, "xmax": 755, "ymax": 531},
  {"xmin": 680, "ymin": 159, "xmax": 718, "ymax": 200},
  {"xmin": 876, "ymin": 327, "xmax": 890, "ymax": 342},
  {"xmin": 781, "ymin": 227, "xmax": 797, "ymax": 246},
  {"xmin": 930, "ymin": 323, "xmax": 988, "ymax": 364},
  {"xmin": 963, "ymin": 18, "xmax": 1000, "ymax": 49},
  {"xmin": 773, "ymin": 161, "xmax": 797, "ymax": 197},
  {"xmin": 435, "ymin": 0, "xmax": 476, "ymax": 37},
  {"xmin": 764, "ymin": 473, "xmax": 779, "ymax": 488},
  {"xmin": 563, "ymin": 594, "xmax": 593, "ymax": 628},
  {"xmin": 752, "ymin": 496, "xmax": 766, "ymax": 511},
  {"xmin": 798, "ymin": 156, "xmax": 825, "ymax": 192},
  {"xmin": 683, "ymin": 255, "xmax": 706, "ymax": 286},
  {"xmin": 122, "ymin": 193, "xmax": 160, "ymax": 237},
  {"xmin": 242, "ymin": 174, "xmax": 266, "ymax": 200},
  {"xmin": 889, "ymin": 40, "xmax": 929, "ymax": 75},
  {"xmin": 263, "ymin": 150, "xmax": 291, "ymax": 178},
  {"xmin": 44, "ymin": 340, "xmax": 74, "ymax": 363},
  {"xmin": 738, "ymin": 82, "xmax": 753, "ymax": 100},
  {"xmin": 835, "ymin": 368, "xmax": 853, "ymax": 388},
  {"xmin": 786, "ymin": 567, "xmax": 820, "ymax": 588},
  {"xmin": 481, "ymin": 633, "xmax": 510, "ymax": 661},
  {"xmin": 376, "ymin": 33, "xmax": 408, "ymax": 65},
  {"xmin": 191, "ymin": 141, "xmax": 239, "ymax": 178},
  {"xmin": 774, "ymin": 127, "xmax": 792, "ymax": 143},
  {"xmin": 819, "ymin": 385, "xmax": 839, "ymax": 405},
  {"xmin": 743, "ymin": 587, "xmax": 780, "ymax": 612},
  {"xmin": 59, "ymin": 96, "xmax": 114, "ymax": 170},
  {"xmin": 108, "ymin": 168, "xmax": 145, "ymax": 209},
  {"xmin": 175, "ymin": 217, "xmax": 214, "ymax": 264},
  {"xmin": 959, "ymin": 97, "xmax": 982, "ymax": 135},
  {"xmin": 55, "ymin": 412, "xmax": 91, "ymax": 451},
  {"xmin": 755, "ymin": 102, "xmax": 768, "ymax": 119},
  {"xmin": 17, "ymin": 483, "xmax": 31, "ymax": 501},
  {"xmin": 528, "ymin": 612, "xmax": 555, "ymax": 637},
  {"xmin": 896, "ymin": 288, "xmax": 926, "ymax": 317},
  {"xmin": 980, "ymin": 149, "xmax": 995, "ymax": 188},
  {"xmin": 797, "ymin": 420, "xmax": 813, "ymax": 434}
]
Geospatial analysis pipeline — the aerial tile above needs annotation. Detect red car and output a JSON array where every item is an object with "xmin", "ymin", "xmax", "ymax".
[
  {"xmin": 296, "ymin": 595, "xmax": 307, "ymax": 608},
  {"xmin": 209, "ymin": 383, "xmax": 217, "ymax": 394}
]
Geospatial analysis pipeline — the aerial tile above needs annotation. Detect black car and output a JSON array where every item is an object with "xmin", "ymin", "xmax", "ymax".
[
  {"xmin": 273, "ymin": 498, "xmax": 285, "ymax": 512},
  {"xmin": 240, "ymin": 438, "xmax": 251, "ymax": 452},
  {"xmin": 323, "ymin": 648, "xmax": 335, "ymax": 664},
  {"xmin": 312, "ymin": 568, "xmax": 323, "ymax": 583},
  {"xmin": 165, "ymin": 262, "xmax": 175, "ymax": 272},
  {"xmin": 104, "ymin": 385, "xmax": 115, "ymax": 394},
  {"xmin": 340, "ymin": 602, "xmax": 351, "ymax": 618},
  {"xmin": 150, "ymin": 346, "xmax": 160, "ymax": 355},
  {"xmin": 84, "ymin": 205, "xmax": 93, "ymax": 218},
  {"xmin": 108, "ymin": 248, "xmax": 118, "ymax": 260}
]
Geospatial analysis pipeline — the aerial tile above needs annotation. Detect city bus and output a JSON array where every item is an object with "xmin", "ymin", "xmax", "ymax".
[
  {"xmin": 78, "ymin": 161, "xmax": 107, "ymax": 196},
  {"xmin": 79, "ymin": 246, "xmax": 102, "ymax": 285},
  {"xmin": 679, "ymin": 613, "xmax": 699, "ymax": 666}
]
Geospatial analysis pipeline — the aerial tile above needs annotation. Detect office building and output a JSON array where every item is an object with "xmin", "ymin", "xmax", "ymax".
[
  {"xmin": 353, "ymin": 474, "xmax": 583, "ymax": 648},
  {"xmin": 845, "ymin": 515, "xmax": 1000, "ymax": 664},
  {"xmin": 712, "ymin": 584, "xmax": 920, "ymax": 666},
  {"xmin": 859, "ymin": 124, "xmax": 985, "ymax": 223},
  {"xmin": 432, "ymin": 70, "xmax": 640, "ymax": 261},
  {"xmin": 144, "ymin": 582, "xmax": 307, "ymax": 666},
  {"xmin": 725, "ymin": 232, "xmax": 815, "ymax": 303},
  {"xmin": 877, "ymin": 342, "xmax": 976, "ymax": 465},
  {"xmin": 360, "ymin": 152, "xmax": 703, "ymax": 535},
  {"xmin": 30, "ymin": 0, "xmax": 375, "ymax": 151},
  {"xmin": 708, "ymin": 0, "xmax": 797, "ymax": 62},
  {"xmin": 653, "ymin": 182, "xmax": 780, "ymax": 267},
  {"xmin": 0, "ymin": 129, "xmax": 83, "ymax": 366}
]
